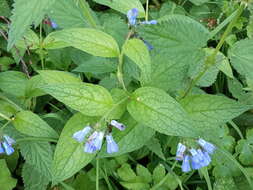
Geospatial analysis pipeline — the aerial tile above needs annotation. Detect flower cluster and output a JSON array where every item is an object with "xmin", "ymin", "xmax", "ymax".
[
  {"xmin": 0, "ymin": 135, "xmax": 15, "ymax": 155},
  {"xmin": 176, "ymin": 138, "xmax": 216, "ymax": 172},
  {"xmin": 72, "ymin": 120, "xmax": 126, "ymax": 154},
  {"xmin": 127, "ymin": 8, "xmax": 158, "ymax": 27}
]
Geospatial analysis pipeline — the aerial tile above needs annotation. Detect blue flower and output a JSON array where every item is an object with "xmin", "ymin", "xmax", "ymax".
[
  {"xmin": 110, "ymin": 120, "xmax": 126, "ymax": 131},
  {"xmin": 2, "ymin": 141, "xmax": 14, "ymax": 155},
  {"xmin": 106, "ymin": 133, "xmax": 119, "ymax": 154},
  {"xmin": 51, "ymin": 21, "xmax": 58, "ymax": 29},
  {"xmin": 197, "ymin": 138, "xmax": 216, "ymax": 154},
  {"xmin": 182, "ymin": 155, "xmax": 191, "ymax": 172},
  {"xmin": 176, "ymin": 143, "xmax": 186, "ymax": 161},
  {"xmin": 127, "ymin": 8, "xmax": 139, "ymax": 26},
  {"xmin": 0, "ymin": 143, "xmax": 5, "ymax": 154},
  {"xmin": 73, "ymin": 126, "xmax": 92, "ymax": 142},
  {"xmin": 190, "ymin": 149, "xmax": 203, "ymax": 170},
  {"xmin": 84, "ymin": 131, "xmax": 104, "ymax": 153},
  {"xmin": 143, "ymin": 40, "xmax": 154, "ymax": 51},
  {"xmin": 3, "ymin": 135, "xmax": 15, "ymax": 145},
  {"xmin": 197, "ymin": 149, "xmax": 210, "ymax": 167},
  {"xmin": 140, "ymin": 20, "xmax": 158, "ymax": 25}
]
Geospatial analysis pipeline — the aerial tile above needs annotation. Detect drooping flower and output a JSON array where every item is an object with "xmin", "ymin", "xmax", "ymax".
[
  {"xmin": 197, "ymin": 149, "xmax": 210, "ymax": 167},
  {"xmin": 143, "ymin": 40, "xmax": 154, "ymax": 51},
  {"xmin": 84, "ymin": 131, "xmax": 104, "ymax": 153},
  {"xmin": 110, "ymin": 120, "xmax": 126, "ymax": 131},
  {"xmin": 73, "ymin": 126, "xmax": 92, "ymax": 142},
  {"xmin": 106, "ymin": 133, "xmax": 119, "ymax": 154},
  {"xmin": 140, "ymin": 20, "xmax": 158, "ymax": 25},
  {"xmin": 182, "ymin": 155, "xmax": 191, "ymax": 172},
  {"xmin": 197, "ymin": 138, "xmax": 216, "ymax": 154},
  {"xmin": 127, "ymin": 8, "xmax": 139, "ymax": 26},
  {"xmin": 190, "ymin": 149, "xmax": 202, "ymax": 170},
  {"xmin": 3, "ymin": 135, "xmax": 15, "ymax": 145},
  {"xmin": 176, "ymin": 143, "xmax": 186, "ymax": 161},
  {"xmin": 2, "ymin": 141, "xmax": 14, "ymax": 155},
  {"xmin": 51, "ymin": 20, "xmax": 58, "ymax": 29}
]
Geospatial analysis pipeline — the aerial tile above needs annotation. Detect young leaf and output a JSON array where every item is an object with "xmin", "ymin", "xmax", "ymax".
[
  {"xmin": 0, "ymin": 160, "xmax": 17, "ymax": 190},
  {"xmin": 93, "ymin": 0, "xmax": 145, "ymax": 17},
  {"xmin": 123, "ymin": 39, "xmax": 151, "ymax": 85},
  {"xmin": 40, "ymin": 83, "xmax": 114, "ymax": 116},
  {"xmin": 127, "ymin": 87, "xmax": 200, "ymax": 138},
  {"xmin": 180, "ymin": 94, "xmax": 251, "ymax": 126},
  {"xmin": 43, "ymin": 28, "xmax": 120, "ymax": 57},
  {"xmin": 228, "ymin": 39, "xmax": 253, "ymax": 80},
  {"xmin": 7, "ymin": 0, "xmax": 56, "ymax": 50},
  {"xmin": 52, "ymin": 113, "xmax": 97, "ymax": 183},
  {"xmin": 12, "ymin": 111, "xmax": 59, "ymax": 138}
]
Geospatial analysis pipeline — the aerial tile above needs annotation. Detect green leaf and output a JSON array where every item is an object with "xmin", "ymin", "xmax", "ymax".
[
  {"xmin": 123, "ymin": 39, "xmax": 151, "ymax": 84},
  {"xmin": 15, "ymin": 29, "xmax": 40, "ymax": 50},
  {"xmin": 25, "ymin": 75, "xmax": 46, "ymax": 98},
  {"xmin": 43, "ymin": 28, "xmax": 120, "ymax": 57},
  {"xmin": 12, "ymin": 111, "xmax": 59, "ymax": 138},
  {"xmin": 146, "ymin": 137, "xmax": 165, "ymax": 160},
  {"xmin": 19, "ymin": 141, "xmax": 53, "ymax": 182},
  {"xmin": 0, "ymin": 0, "xmax": 11, "ymax": 17},
  {"xmin": 236, "ymin": 128, "xmax": 253, "ymax": 165},
  {"xmin": 0, "ymin": 71, "xmax": 28, "ymax": 97},
  {"xmin": 229, "ymin": 39, "xmax": 253, "ymax": 80},
  {"xmin": 0, "ymin": 159, "xmax": 17, "ymax": 190},
  {"xmin": 180, "ymin": 94, "xmax": 250, "ymax": 126},
  {"xmin": 153, "ymin": 164, "xmax": 166, "ymax": 184},
  {"xmin": 149, "ymin": 54, "xmax": 188, "ymax": 93},
  {"xmin": 38, "ymin": 70, "xmax": 81, "ymax": 84},
  {"xmin": 7, "ymin": 0, "xmax": 56, "ymax": 50},
  {"xmin": 40, "ymin": 83, "xmax": 114, "ymax": 116},
  {"xmin": 213, "ymin": 177, "xmax": 237, "ymax": 190},
  {"xmin": 117, "ymin": 163, "xmax": 136, "ymax": 181},
  {"xmin": 48, "ymin": 0, "xmax": 88, "ymax": 29},
  {"xmin": 22, "ymin": 163, "xmax": 50, "ymax": 190},
  {"xmin": 138, "ymin": 15, "xmax": 209, "ymax": 68},
  {"xmin": 136, "ymin": 164, "xmax": 152, "ymax": 183},
  {"xmin": 127, "ymin": 87, "xmax": 200, "ymax": 137},
  {"xmin": 93, "ymin": 0, "xmax": 145, "ymax": 17},
  {"xmin": 99, "ymin": 113, "xmax": 155, "ymax": 157},
  {"xmin": 52, "ymin": 113, "xmax": 96, "ymax": 183},
  {"xmin": 189, "ymin": 0, "xmax": 209, "ymax": 6}
]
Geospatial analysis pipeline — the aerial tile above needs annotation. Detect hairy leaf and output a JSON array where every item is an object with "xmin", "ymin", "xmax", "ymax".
[
  {"xmin": 127, "ymin": 87, "xmax": 200, "ymax": 137},
  {"xmin": 52, "ymin": 113, "xmax": 97, "ymax": 183},
  {"xmin": 43, "ymin": 28, "xmax": 120, "ymax": 57}
]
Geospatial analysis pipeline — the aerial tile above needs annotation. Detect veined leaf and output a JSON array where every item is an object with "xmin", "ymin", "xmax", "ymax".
[
  {"xmin": 40, "ymin": 83, "xmax": 114, "ymax": 116},
  {"xmin": 12, "ymin": 111, "xmax": 59, "ymax": 139},
  {"xmin": 127, "ymin": 87, "xmax": 200, "ymax": 137},
  {"xmin": 123, "ymin": 39, "xmax": 151, "ymax": 85},
  {"xmin": 93, "ymin": 0, "xmax": 145, "ymax": 17},
  {"xmin": 38, "ymin": 70, "xmax": 81, "ymax": 84},
  {"xmin": 43, "ymin": 28, "xmax": 120, "ymax": 57},
  {"xmin": 138, "ymin": 15, "xmax": 209, "ymax": 68},
  {"xmin": 7, "ymin": 0, "xmax": 56, "ymax": 50},
  {"xmin": 0, "ymin": 160, "xmax": 17, "ymax": 190},
  {"xmin": 180, "ymin": 94, "xmax": 250, "ymax": 126},
  {"xmin": 52, "ymin": 113, "xmax": 97, "ymax": 183},
  {"xmin": 228, "ymin": 39, "xmax": 253, "ymax": 80}
]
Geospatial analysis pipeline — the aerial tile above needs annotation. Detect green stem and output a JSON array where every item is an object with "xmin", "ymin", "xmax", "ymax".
[
  {"xmin": 16, "ymin": 137, "xmax": 58, "ymax": 143},
  {"xmin": 180, "ymin": 3, "xmax": 245, "ymax": 99},
  {"xmin": 145, "ymin": 0, "xmax": 149, "ymax": 21},
  {"xmin": 79, "ymin": 0, "xmax": 98, "ymax": 28},
  {"xmin": 96, "ymin": 158, "xmax": 100, "ymax": 190},
  {"xmin": 0, "ymin": 112, "xmax": 11, "ymax": 121},
  {"xmin": 39, "ymin": 23, "xmax": 45, "ymax": 70},
  {"xmin": 201, "ymin": 167, "xmax": 212, "ymax": 190}
]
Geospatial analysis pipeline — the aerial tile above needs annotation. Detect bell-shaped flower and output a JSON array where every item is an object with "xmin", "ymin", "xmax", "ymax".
[
  {"xmin": 3, "ymin": 135, "xmax": 15, "ymax": 145},
  {"xmin": 197, "ymin": 138, "xmax": 216, "ymax": 154},
  {"xmin": 182, "ymin": 155, "xmax": 191, "ymax": 172},
  {"xmin": 176, "ymin": 143, "xmax": 186, "ymax": 161},
  {"xmin": 84, "ymin": 131, "xmax": 104, "ymax": 153},
  {"xmin": 190, "ymin": 149, "xmax": 202, "ymax": 170},
  {"xmin": 106, "ymin": 133, "xmax": 119, "ymax": 154},
  {"xmin": 127, "ymin": 8, "xmax": 139, "ymax": 26},
  {"xmin": 110, "ymin": 120, "xmax": 126, "ymax": 131},
  {"xmin": 73, "ymin": 126, "xmax": 92, "ymax": 142},
  {"xmin": 2, "ymin": 141, "xmax": 14, "ymax": 155},
  {"xmin": 0, "ymin": 143, "xmax": 5, "ymax": 154}
]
